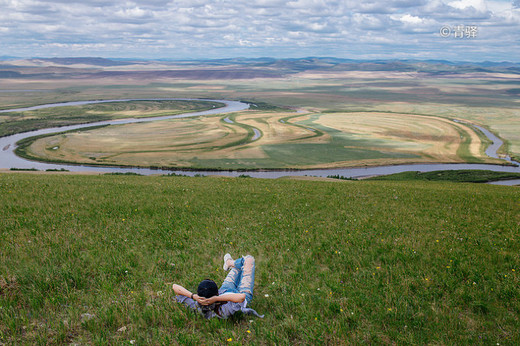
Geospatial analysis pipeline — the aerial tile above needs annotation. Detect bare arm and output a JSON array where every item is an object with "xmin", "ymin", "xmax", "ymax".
[
  {"xmin": 210, "ymin": 293, "xmax": 246, "ymax": 304},
  {"xmin": 173, "ymin": 284, "xmax": 245, "ymax": 305},
  {"xmin": 172, "ymin": 284, "xmax": 193, "ymax": 297},
  {"xmin": 172, "ymin": 283, "xmax": 207, "ymax": 304}
]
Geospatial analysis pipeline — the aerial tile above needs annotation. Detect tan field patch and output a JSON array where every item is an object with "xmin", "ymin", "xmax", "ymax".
[
  {"xmin": 27, "ymin": 115, "xmax": 249, "ymax": 166},
  {"xmin": 294, "ymin": 71, "xmax": 422, "ymax": 79},
  {"xmin": 234, "ymin": 112, "xmax": 321, "ymax": 145},
  {"xmin": 314, "ymin": 112, "xmax": 486, "ymax": 162},
  {"xmin": 26, "ymin": 109, "xmax": 328, "ymax": 168},
  {"xmin": 25, "ymin": 108, "xmax": 496, "ymax": 169}
]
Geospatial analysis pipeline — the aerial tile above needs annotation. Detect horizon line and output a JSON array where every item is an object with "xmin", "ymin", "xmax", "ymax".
[{"xmin": 2, "ymin": 56, "xmax": 520, "ymax": 64}]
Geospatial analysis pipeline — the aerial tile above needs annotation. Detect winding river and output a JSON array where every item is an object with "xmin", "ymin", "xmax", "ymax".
[{"xmin": 1, "ymin": 98, "xmax": 519, "ymax": 185}]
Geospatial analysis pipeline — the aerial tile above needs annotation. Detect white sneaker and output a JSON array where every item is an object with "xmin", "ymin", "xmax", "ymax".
[{"xmin": 223, "ymin": 253, "xmax": 233, "ymax": 271}]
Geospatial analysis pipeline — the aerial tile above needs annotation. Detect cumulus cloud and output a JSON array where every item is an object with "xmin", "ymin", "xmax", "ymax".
[
  {"xmin": 399, "ymin": 14, "xmax": 425, "ymax": 25},
  {"xmin": 448, "ymin": 0, "xmax": 487, "ymax": 11},
  {"xmin": 0, "ymin": 0, "xmax": 518, "ymax": 61}
]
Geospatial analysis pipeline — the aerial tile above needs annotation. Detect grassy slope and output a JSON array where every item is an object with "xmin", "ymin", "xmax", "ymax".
[
  {"xmin": 367, "ymin": 170, "xmax": 520, "ymax": 183},
  {"xmin": 0, "ymin": 174, "xmax": 519, "ymax": 344}
]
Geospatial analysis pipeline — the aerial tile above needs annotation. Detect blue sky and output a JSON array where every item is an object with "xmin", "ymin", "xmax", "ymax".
[{"xmin": 1, "ymin": 0, "xmax": 519, "ymax": 61}]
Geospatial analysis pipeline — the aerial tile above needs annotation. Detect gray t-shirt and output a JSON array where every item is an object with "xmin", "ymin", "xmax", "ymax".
[{"xmin": 176, "ymin": 290, "xmax": 264, "ymax": 319}]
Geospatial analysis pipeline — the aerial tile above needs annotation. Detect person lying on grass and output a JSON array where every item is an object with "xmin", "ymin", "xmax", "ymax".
[{"xmin": 172, "ymin": 254, "xmax": 264, "ymax": 319}]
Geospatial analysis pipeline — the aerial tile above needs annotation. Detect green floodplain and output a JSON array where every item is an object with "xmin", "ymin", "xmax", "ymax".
[
  {"xmin": 1, "ymin": 173, "xmax": 519, "ymax": 344},
  {"xmin": 0, "ymin": 100, "xmax": 224, "ymax": 138},
  {"xmin": 1, "ymin": 58, "xmax": 520, "ymax": 165}
]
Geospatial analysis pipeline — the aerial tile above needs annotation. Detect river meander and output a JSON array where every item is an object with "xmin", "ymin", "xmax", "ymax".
[{"xmin": 1, "ymin": 98, "xmax": 519, "ymax": 185}]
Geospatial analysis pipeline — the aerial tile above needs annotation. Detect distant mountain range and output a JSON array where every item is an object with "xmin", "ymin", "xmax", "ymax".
[{"xmin": 0, "ymin": 57, "xmax": 519, "ymax": 78}]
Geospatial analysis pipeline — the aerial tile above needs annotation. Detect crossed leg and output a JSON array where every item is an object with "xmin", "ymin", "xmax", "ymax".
[{"xmin": 221, "ymin": 255, "xmax": 256, "ymax": 303}]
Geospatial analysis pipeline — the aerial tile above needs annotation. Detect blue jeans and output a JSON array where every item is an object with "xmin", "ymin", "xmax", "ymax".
[{"xmin": 220, "ymin": 255, "xmax": 256, "ymax": 303}]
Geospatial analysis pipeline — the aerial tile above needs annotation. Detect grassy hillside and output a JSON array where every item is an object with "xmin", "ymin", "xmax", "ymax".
[
  {"xmin": 0, "ymin": 174, "xmax": 519, "ymax": 344},
  {"xmin": 367, "ymin": 170, "xmax": 520, "ymax": 183}
]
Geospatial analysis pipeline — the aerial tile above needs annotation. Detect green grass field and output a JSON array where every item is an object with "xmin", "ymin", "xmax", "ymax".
[
  {"xmin": 366, "ymin": 170, "xmax": 520, "ymax": 183},
  {"xmin": 0, "ymin": 100, "xmax": 223, "ymax": 137},
  {"xmin": 1, "ymin": 173, "xmax": 519, "ymax": 344}
]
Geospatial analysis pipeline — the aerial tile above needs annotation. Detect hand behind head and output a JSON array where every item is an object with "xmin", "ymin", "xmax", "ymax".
[{"xmin": 196, "ymin": 296, "xmax": 215, "ymax": 306}]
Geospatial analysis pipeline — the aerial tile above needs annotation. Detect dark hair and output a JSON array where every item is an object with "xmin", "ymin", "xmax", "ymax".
[
  {"xmin": 197, "ymin": 279, "xmax": 218, "ymax": 298},
  {"xmin": 197, "ymin": 279, "xmax": 223, "ymax": 317}
]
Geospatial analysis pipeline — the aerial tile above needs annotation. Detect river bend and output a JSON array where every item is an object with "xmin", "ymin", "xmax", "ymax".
[{"xmin": 0, "ymin": 99, "xmax": 519, "ymax": 185}]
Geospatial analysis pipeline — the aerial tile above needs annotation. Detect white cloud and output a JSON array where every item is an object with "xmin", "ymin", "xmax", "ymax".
[
  {"xmin": 0, "ymin": 0, "xmax": 518, "ymax": 61},
  {"xmin": 399, "ymin": 14, "xmax": 424, "ymax": 24},
  {"xmin": 115, "ymin": 7, "xmax": 152, "ymax": 20},
  {"xmin": 448, "ymin": 0, "xmax": 486, "ymax": 11}
]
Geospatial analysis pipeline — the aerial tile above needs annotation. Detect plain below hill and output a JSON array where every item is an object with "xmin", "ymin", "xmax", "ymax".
[{"xmin": 0, "ymin": 173, "xmax": 518, "ymax": 344}]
